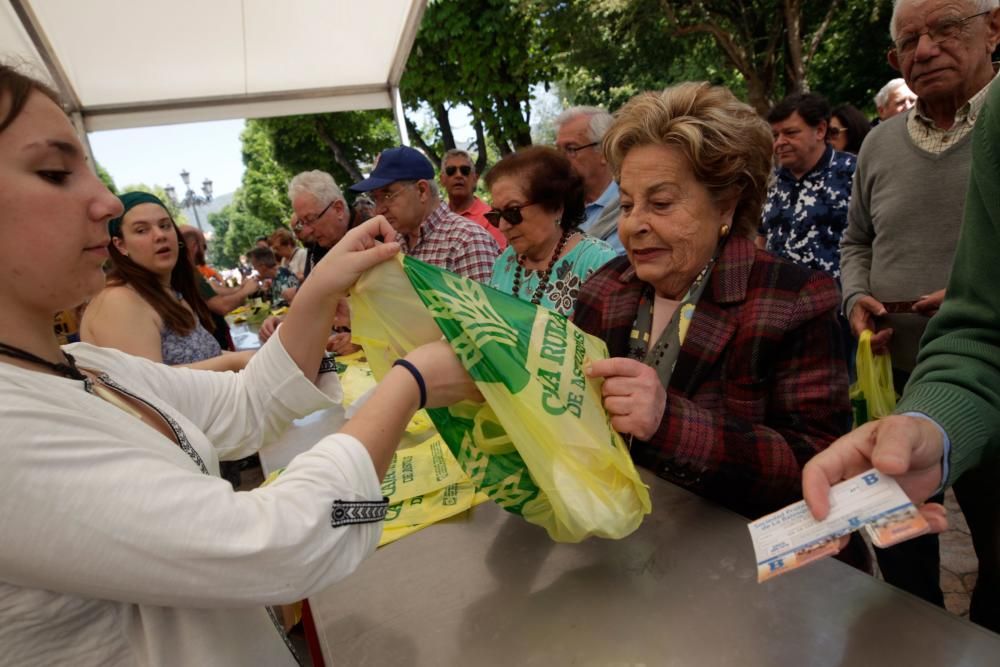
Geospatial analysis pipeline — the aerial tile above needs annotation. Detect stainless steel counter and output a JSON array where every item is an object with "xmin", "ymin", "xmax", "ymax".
[{"xmin": 310, "ymin": 470, "xmax": 1000, "ymax": 666}]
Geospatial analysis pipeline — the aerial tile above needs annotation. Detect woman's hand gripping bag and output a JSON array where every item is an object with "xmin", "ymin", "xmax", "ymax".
[{"xmin": 349, "ymin": 254, "xmax": 651, "ymax": 542}]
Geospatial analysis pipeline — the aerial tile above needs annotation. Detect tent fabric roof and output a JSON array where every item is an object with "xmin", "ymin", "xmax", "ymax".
[{"xmin": 2, "ymin": 0, "xmax": 425, "ymax": 131}]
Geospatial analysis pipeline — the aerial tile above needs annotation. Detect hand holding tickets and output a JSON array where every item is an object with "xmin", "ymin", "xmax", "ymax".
[{"xmin": 748, "ymin": 469, "xmax": 930, "ymax": 582}]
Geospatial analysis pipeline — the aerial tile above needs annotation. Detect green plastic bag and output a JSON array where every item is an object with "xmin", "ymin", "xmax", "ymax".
[
  {"xmin": 350, "ymin": 255, "xmax": 651, "ymax": 542},
  {"xmin": 850, "ymin": 329, "xmax": 897, "ymax": 427}
]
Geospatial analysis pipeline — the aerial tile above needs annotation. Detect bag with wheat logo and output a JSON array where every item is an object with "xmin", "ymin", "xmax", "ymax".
[{"xmin": 350, "ymin": 255, "xmax": 650, "ymax": 542}]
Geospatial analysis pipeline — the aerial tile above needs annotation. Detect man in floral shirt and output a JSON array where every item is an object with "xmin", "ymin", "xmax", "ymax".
[{"xmin": 760, "ymin": 92, "xmax": 856, "ymax": 280}]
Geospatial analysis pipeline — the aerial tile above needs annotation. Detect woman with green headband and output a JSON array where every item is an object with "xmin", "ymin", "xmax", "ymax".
[
  {"xmin": 80, "ymin": 191, "xmax": 253, "ymax": 371},
  {"xmin": 0, "ymin": 63, "xmax": 478, "ymax": 665}
]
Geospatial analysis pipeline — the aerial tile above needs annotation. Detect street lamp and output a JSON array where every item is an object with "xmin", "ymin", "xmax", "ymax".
[{"xmin": 165, "ymin": 169, "xmax": 213, "ymax": 232}]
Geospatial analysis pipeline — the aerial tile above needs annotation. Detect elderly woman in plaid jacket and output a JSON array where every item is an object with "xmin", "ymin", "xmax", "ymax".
[{"xmin": 578, "ymin": 82, "xmax": 851, "ymax": 519}]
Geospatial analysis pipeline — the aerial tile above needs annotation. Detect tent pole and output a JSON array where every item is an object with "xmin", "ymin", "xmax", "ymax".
[{"xmin": 392, "ymin": 87, "xmax": 409, "ymax": 146}]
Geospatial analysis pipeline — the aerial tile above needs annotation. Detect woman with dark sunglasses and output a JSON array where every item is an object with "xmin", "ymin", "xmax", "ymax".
[
  {"xmin": 829, "ymin": 104, "xmax": 871, "ymax": 155},
  {"xmin": 484, "ymin": 146, "xmax": 616, "ymax": 317}
]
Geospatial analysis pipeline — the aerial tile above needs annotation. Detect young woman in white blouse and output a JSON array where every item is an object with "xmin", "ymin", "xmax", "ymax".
[{"xmin": 0, "ymin": 63, "xmax": 477, "ymax": 666}]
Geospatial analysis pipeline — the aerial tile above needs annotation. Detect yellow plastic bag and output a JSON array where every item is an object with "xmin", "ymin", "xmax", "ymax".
[
  {"xmin": 378, "ymin": 435, "xmax": 485, "ymax": 546},
  {"xmin": 380, "ymin": 481, "xmax": 490, "ymax": 547},
  {"xmin": 351, "ymin": 255, "xmax": 651, "ymax": 542},
  {"xmin": 850, "ymin": 330, "xmax": 897, "ymax": 427}
]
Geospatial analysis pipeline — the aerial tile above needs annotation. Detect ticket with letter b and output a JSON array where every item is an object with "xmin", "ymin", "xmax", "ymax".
[{"xmin": 747, "ymin": 469, "xmax": 930, "ymax": 582}]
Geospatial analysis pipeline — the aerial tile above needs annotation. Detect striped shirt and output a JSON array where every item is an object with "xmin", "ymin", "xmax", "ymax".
[{"xmin": 403, "ymin": 202, "xmax": 499, "ymax": 283}]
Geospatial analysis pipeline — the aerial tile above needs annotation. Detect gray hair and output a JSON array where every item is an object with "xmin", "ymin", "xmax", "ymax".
[
  {"xmin": 891, "ymin": 0, "xmax": 998, "ymax": 40},
  {"xmin": 874, "ymin": 78, "xmax": 908, "ymax": 107},
  {"xmin": 287, "ymin": 170, "xmax": 346, "ymax": 207},
  {"xmin": 555, "ymin": 106, "xmax": 615, "ymax": 142},
  {"xmin": 442, "ymin": 148, "xmax": 475, "ymax": 168}
]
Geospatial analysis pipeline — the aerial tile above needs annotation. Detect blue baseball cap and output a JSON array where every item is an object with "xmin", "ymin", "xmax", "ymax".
[{"xmin": 350, "ymin": 146, "xmax": 435, "ymax": 192}]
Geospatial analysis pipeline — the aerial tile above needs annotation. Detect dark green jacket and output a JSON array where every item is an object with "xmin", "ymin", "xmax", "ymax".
[{"xmin": 896, "ymin": 79, "xmax": 1000, "ymax": 485}]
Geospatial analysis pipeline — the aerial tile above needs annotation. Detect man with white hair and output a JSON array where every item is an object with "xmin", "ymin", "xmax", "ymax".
[
  {"xmin": 288, "ymin": 170, "xmax": 351, "ymax": 277},
  {"xmin": 259, "ymin": 170, "xmax": 351, "ymax": 343},
  {"xmin": 555, "ymin": 107, "xmax": 624, "ymax": 254},
  {"xmin": 874, "ymin": 77, "xmax": 918, "ymax": 120},
  {"xmin": 839, "ymin": 0, "xmax": 1000, "ymax": 627}
]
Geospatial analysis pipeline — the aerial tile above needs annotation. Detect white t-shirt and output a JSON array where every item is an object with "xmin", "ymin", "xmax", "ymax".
[
  {"xmin": 288, "ymin": 246, "xmax": 307, "ymax": 279},
  {"xmin": 0, "ymin": 337, "xmax": 383, "ymax": 666}
]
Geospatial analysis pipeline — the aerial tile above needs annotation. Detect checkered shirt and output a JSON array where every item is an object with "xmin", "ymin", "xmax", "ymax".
[
  {"xmin": 404, "ymin": 202, "xmax": 499, "ymax": 283},
  {"xmin": 907, "ymin": 74, "xmax": 996, "ymax": 154}
]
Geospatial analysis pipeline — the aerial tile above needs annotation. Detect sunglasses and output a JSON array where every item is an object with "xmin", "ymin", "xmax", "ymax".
[
  {"xmin": 484, "ymin": 202, "xmax": 537, "ymax": 227},
  {"xmin": 827, "ymin": 127, "xmax": 847, "ymax": 139},
  {"xmin": 445, "ymin": 165, "xmax": 472, "ymax": 177}
]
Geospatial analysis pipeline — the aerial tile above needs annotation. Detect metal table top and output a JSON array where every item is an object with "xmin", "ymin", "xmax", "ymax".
[{"xmin": 310, "ymin": 470, "xmax": 1000, "ymax": 666}]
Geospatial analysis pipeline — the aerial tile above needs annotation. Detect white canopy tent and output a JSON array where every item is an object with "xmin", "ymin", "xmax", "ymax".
[{"xmin": 2, "ymin": 0, "xmax": 425, "ymax": 154}]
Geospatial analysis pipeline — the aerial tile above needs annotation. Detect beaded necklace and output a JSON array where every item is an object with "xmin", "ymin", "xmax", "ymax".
[{"xmin": 511, "ymin": 229, "xmax": 571, "ymax": 305}]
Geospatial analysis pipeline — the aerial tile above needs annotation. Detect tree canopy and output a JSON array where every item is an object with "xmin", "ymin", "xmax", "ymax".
[{"xmin": 198, "ymin": 0, "xmax": 903, "ymax": 266}]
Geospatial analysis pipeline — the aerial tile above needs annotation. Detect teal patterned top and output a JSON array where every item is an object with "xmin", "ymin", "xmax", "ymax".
[{"xmin": 490, "ymin": 234, "xmax": 617, "ymax": 317}]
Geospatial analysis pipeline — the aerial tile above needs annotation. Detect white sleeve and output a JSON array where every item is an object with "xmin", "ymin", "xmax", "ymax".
[
  {"xmin": 0, "ymin": 407, "xmax": 384, "ymax": 608},
  {"xmin": 106, "ymin": 334, "xmax": 338, "ymax": 460},
  {"xmin": 289, "ymin": 247, "xmax": 307, "ymax": 277}
]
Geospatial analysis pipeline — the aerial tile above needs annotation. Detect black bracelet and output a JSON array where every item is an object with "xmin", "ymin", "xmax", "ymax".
[{"xmin": 392, "ymin": 358, "xmax": 427, "ymax": 410}]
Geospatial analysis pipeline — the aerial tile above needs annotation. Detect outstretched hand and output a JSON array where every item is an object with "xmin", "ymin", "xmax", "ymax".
[
  {"xmin": 305, "ymin": 216, "xmax": 400, "ymax": 303},
  {"xmin": 802, "ymin": 415, "xmax": 949, "ymax": 533}
]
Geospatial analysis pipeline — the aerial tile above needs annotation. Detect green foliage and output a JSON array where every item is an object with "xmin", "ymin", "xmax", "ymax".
[
  {"xmin": 402, "ymin": 0, "xmax": 559, "ymax": 153},
  {"xmin": 207, "ymin": 203, "xmax": 274, "ymax": 268},
  {"xmin": 239, "ymin": 121, "xmax": 293, "ymax": 226},
  {"xmin": 118, "ymin": 182, "xmax": 187, "ymax": 225},
  {"xmin": 807, "ymin": 1, "xmax": 896, "ymax": 114},
  {"xmin": 95, "ymin": 162, "xmax": 118, "ymax": 194},
  {"xmin": 553, "ymin": 0, "xmax": 896, "ymax": 114},
  {"xmin": 254, "ymin": 111, "xmax": 398, "ymax": 190}
]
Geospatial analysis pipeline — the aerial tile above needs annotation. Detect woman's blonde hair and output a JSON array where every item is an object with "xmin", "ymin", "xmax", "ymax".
[{"xmin": 603, "ymin": 82, "xmax": 773, "ymax": 238}]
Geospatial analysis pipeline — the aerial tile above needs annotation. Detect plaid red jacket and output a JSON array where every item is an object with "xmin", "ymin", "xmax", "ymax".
[{"xmin": 573, "ymin": 236, "xmax": 850, "ymax": 517}]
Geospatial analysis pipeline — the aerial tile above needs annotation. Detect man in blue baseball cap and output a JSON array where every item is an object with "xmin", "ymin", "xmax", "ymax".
[{"xmin": 351, "ymin": 146, "xmax": 498, "ymax": 283}]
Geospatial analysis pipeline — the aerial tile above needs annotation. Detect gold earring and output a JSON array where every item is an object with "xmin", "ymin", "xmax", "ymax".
[{"xmin": 719, "ymin": 225, "xmax": 730, "ymax": 238}]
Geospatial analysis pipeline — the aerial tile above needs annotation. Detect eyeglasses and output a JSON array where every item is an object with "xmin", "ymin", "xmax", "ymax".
[
  {"xmin": 484, "ymin": 202, "xmax": 537, "ymax": 227},
  {"xmin": 299, "ymin": 201, "xmax": 334, "ymax": 227},
  {"xmin": 557, "ymin": 141, "xmax": 599, "ymax": 157},
  {"xmin": 373, "ymin": 182, "xmax": 416, "ymax": 207},
  {"xmin": 826, "ymin": 127, "xmax": 847, "ymax": 139},
  {"xmin": 892, "ymin": 11, "xmax": 990, "ymax": 56},
  {"xmin": 444, "ymin": 165, "xmax": 472, "ymax": 177}
]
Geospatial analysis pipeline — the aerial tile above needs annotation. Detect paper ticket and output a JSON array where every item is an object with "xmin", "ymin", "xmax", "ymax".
[{"xmin": 747, "ymin": 469, "xmax": 930, "ymax": 582}]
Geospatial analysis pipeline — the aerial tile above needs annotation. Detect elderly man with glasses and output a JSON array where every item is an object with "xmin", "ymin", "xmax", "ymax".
[
  {"xmin": 350, "ymin": 146, "xmax": 499, "ymax": 283},
  {"xmin": 554, "ymin": 106, "xmax": 624, "ymax": 255},
  {"xmin": 439, "ymin": 148, "xmax": 506, "ymax": 249},
  {"xmin": 259, "ymin": 170, "xmax": 352, "ymax": 343},
  {"xmin": 836, "ymin": 0, "xmax": 1000, "ymax": 628}
]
